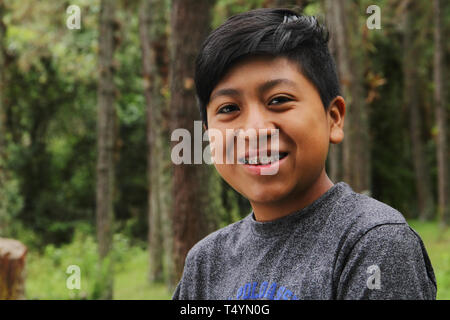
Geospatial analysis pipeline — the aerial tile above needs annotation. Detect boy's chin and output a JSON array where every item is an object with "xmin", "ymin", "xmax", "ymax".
[{"xmin": 244, "ymin": 188, "xmax": 290, "ymax": 204}]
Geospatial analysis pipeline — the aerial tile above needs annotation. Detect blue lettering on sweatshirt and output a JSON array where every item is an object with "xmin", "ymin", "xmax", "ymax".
[{"xmin": 229, "ymin": 281, "xmax": 300, "ymax": 300}]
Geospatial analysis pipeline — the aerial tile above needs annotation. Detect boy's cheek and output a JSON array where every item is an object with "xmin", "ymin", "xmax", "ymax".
[
  {"xmin": 207, "ymin": 127, "xmax": 239, "ymax": 164},
  {"xmin": 209, "ymin": 141, "xmax": 235, "ymax": 165},
  {"xmin": 213, "ymin": 164, "xmax": 241, "ymax": 192}
]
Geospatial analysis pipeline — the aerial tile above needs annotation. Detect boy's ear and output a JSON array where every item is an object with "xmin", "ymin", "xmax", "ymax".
[{"xmin": 327, "ymin": 96, "xmax": 345, "ymax": 144}]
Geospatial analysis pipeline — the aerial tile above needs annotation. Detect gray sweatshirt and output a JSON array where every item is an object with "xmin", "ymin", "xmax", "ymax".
[{"xmin": 172, "ymin": 182, "xmax": 437, "ymax": 300}]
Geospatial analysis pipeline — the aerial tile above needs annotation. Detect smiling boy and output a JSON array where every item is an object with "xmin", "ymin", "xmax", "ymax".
[{"xmin": 172, "ymin": 8, "xmax": 436, "ymax": 300}]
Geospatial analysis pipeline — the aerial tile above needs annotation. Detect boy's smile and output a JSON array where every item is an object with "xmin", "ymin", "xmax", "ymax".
[{"xmin": 206, "ymin": 55, "xmax": 345, "ymax": 222}]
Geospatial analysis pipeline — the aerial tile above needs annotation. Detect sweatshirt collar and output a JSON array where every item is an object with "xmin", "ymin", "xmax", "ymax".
[{"xmin": 246, "ymin": 181, "xmax": 352, "ymax": 238}]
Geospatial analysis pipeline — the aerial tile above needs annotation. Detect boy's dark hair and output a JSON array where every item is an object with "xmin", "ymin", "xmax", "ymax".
[{"xmin": 195, "ymin": 7, "xmax": 341, "ymax": 127}]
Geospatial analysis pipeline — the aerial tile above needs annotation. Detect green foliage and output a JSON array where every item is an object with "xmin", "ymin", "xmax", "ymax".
[
  {"xmin": 2, "ymin": 0, "xmax": 150, "ymax": 245},
  {"xmin": 1, "ymin": 0, "xmax": 449, "ymax": 300},
  {"xmin": 113, "ymin": 5, "xmax": 148, "ymax": 240},
  {"xmin": 4, "ymin": 58, "xmax": 97, "ymax": 244},
  {"xmin": 25, "ymin": 227, "xmax": 171, "ymax": 300},
  {"xmin": 213, "ymin": 0, "xmax": 265, "ymax": 28},
  {"xmin": 26, "ymin": 227, "xmax": 101, "ymax": 299},
  {"xmin": 0, "ymin": 168, "xmax": 23, "ymax": 236},
  {"xmin": 368, "ymin": 28, "xmax": 417, "ymax": 217}
]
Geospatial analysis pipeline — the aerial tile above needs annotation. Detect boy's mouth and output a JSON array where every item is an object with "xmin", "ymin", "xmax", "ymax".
[{"xmin": 238, "ymin": 151, "xmax": 288, "ymax": 165}]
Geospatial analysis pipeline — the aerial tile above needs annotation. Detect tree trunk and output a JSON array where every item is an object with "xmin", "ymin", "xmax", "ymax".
[
  {"xmin": 433, "ymin": 0, "xmax": 449, "ymax": 227},
  {"xmin": 349, "ymin": 1, "xmax": 371, "ymax": 195},
  {"xmin": 0, "ymin": 0, "xmax": 6, "ymax": 156},
  {"xmin": 169, "ymin": 0, "xmax": 216, "ymax": 287},
  {"xmin": 96, "ymin": 0, "xmax": 117, "ymax": 299},
  {"xmin": 327, "ymin": 0, "xmax": 370, "ymax": 193},
  {"xmin": 139, "ymin": 0, "xmax": 169, "ymax": 283},
  {"xmin": 0, "ymin": 238, "xmax": 26, "ymax": 300},
  {"xmin": 328, "ymin": 0, "xmax": 353, "ymax": 187},
  {"xmin": 0, "ymin": 0, "xmax": 7, "ymax": 235},
  {"xmin": 404, "ymin": 0, "xmax": 434, "ymax": 221},
  {"xmin": 323, "ymin": 0, "xmax": 342, "ymax": 184}
]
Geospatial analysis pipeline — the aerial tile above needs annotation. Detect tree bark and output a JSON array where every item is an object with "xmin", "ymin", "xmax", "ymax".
[
  {"xmin": 169, "ymin": 0, "xmax": 216, "ymax": 286},
  {"xmin": 349, "ymin": 1, "xmax": 371, "ymax": 195},
  {"xmin": 0, "ymin": 238, "xmax": 26, "ymax": 300},
  {"xmin": 329, "ymin": 0, "xmax": 353, "ymax": 186},
  {"xmin": 0, "ymin": 0, "xmax": 7, "ymax": 235},
  {"xmin": 139, "ymin": 0, "xmax": 169, "ymax": 283},
  {"xmin": 327, "ymin": 0, "xmax": 370, "ymax": 193},
  {"xmin": 323, "ymin": 0, "xmax": 342, "ymax": 184},
  {"xmin": 0, "ymin": 0, "xmax": 6, "ymax": 156},
  {"xmin": 96, "ymin": 0, "xmax": 117, "ymax": 299},
  {"xmin": 433, "ymin": 0, "xmax": 449, "ymax": 226},
  {"xmin": 404, "ymin": 0, "xmax": 434, "ymax": 220}
]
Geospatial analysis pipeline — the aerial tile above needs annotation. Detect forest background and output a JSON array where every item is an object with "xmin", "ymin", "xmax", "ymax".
[{"xmin": 0, "ymin": 0, "xmax": 449, "ymax": 300}]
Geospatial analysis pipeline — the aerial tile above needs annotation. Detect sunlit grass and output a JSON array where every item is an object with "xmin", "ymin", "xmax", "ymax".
[
  {"xmin": 25, "ymin": 231, "xmax": 172, "ymax": 300},
  {"xmin": 408, "ymin": 220, "xmax": 450, "ymax": 300},
  {"xmin": 114, "ymin": 247, "xmax": 171, "ymax": 300}
]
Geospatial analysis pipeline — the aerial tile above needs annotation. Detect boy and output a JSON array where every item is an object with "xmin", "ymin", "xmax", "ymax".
[{"xmin": 172, "ymin": 8, "xmax": 436, "ymax": 300}]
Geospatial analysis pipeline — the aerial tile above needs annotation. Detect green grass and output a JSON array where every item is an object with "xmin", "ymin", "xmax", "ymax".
[
  {"xmin": 25, "ymin": 230, "xmax": 172, "ymax": 300},
  {"xmin": 114, "ymin": 247, "xmax": 172, "ymax": 300},
  {"xmin": 407, "ymin": 220, "xmax": 450, "ymax": 300},
  {"xmin": 24, "ymin": 220, "xmax": 450, "ymax": 300}
]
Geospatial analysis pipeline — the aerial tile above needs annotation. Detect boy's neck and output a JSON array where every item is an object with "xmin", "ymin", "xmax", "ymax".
[{"xmin": 250, "ymin": 170, "xmax": 334, "ymax": 222}]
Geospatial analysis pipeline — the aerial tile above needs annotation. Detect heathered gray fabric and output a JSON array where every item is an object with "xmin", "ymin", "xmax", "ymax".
[{"xmin": 172, "ymin": 182, "xmax": 437, "ymax": 300}]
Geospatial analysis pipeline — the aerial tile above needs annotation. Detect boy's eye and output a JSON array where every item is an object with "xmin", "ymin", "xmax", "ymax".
[
  {"xmin": 269, "ymin": 96, "xmax": 292, "ymax": 105},
  {"xmin": 217, "ymin": 104, "xmax": 239, "ymax": 114}
]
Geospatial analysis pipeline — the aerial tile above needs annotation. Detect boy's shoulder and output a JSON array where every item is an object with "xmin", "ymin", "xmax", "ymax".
[
  {"xmin": 324, "ymin": 186, "xmax": 421, "ymax": 259},
  {"xmin": 335, "ymin": 188, "xmax": 408, "ymax": 234}
]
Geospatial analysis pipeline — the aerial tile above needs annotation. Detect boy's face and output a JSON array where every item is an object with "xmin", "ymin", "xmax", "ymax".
[{"xmin": 206, "ymin": 55, "xmax": 344, "ymax": 209}]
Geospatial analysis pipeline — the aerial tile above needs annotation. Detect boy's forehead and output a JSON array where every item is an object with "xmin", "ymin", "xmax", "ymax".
[
  {"xmin": 227, "ymin": 55, "xmax": 293, "ymax": 75},
  {"xmin": 212, "ymin": 55, "xmax": 300, "ymax": 92}
]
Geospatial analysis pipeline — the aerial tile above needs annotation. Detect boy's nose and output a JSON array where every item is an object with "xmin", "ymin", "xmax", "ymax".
[
  {"xmin": 241, "ymin": 105, "xmax": 277, "ymax": 133},
  {"xmin": 232, "ymin": 107, "xmax": 278, "ymax": 152}
]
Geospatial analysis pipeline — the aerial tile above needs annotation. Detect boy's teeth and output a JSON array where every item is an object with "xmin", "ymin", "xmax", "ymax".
[
  {"xmin": 245, "ymin": 154, "xmax": 282, "ymax": 165},
  {"xmin": 248, "ymin": 157, "xmax": 258, "ymax": 165},
  {"xmin": 261, "ymin": 155, "xmax": 272, "ymax": 164}
]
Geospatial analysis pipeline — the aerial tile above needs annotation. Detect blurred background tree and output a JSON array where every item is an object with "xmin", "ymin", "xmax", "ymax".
[{"xmin": 0, "ymin": 0, "xmax": 448, "ymax": 299}]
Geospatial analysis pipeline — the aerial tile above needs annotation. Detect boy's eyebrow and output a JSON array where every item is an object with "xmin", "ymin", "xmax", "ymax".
[
  {"xmin": 258, "ymin": 78, "xmax": 298, "ymax": 94},
  {"xmin": 209, "ymin": 88, "xmax": 241, "ymax": 103},
  {"xmin": 209, "ymin": 78, "xmax": 298, "ymax": 105}
]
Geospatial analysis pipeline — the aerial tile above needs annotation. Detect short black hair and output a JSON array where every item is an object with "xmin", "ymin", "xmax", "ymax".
[{"xmin": 195, "ymin": 7, "xmax": 341, "ymax": 127}]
